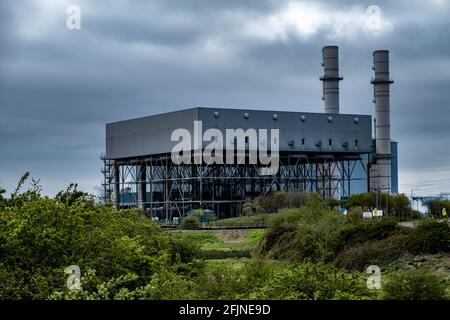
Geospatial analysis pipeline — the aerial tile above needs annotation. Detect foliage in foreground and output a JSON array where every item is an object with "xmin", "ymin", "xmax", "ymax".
[
  {"xmin": 260, "ymin": 194, "xmax": 450, "ymax": 271},
  {"xmin": 383, "ymin": 269, "xmax": 448, "ymax": 300},
  {"xmin": 0, "ymin": 175, "xmax": 198, "ymax": 299},
  {"xmin": 0, "ymin": 176, "xmax": 449, "ymax": 300}
]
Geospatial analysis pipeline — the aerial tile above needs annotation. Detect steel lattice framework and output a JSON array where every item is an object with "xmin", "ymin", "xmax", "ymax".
[{"xmin": 102, "ymin": 151, "xmax": 369, "ymax": 219}]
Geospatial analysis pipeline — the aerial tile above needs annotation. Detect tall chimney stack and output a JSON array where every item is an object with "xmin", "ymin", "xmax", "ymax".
[
  {"xmin": 321, "ymin": 46, "xmax": 343, "ymax": 114},
  {"xmin": 371, "ymin": 50, "xmax": 393, "ymax": 193}
]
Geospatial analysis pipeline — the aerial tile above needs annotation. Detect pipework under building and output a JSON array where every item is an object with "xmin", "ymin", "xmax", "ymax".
[{"xmin": 101, "ymin": 46, "xmax": 398, "ymax": 219}]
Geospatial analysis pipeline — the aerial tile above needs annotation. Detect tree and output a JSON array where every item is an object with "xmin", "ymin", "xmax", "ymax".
[
  {"xmin": 55, "ymin": 183, "xmax": 88, "ymax": 206},
  {"xmin": 345, "ymin": 192, "xmax": 411, "ymax": 218},
  {"xmin": 0, "ymin": 186, "xmax": 6, "ymax": 208},
  {"xmin": 0, "ymin": 178, "xmax": 203, "ymax": 299},
  {"xmin": 426, "ymin": 199, "xmax": 450, "ymax": 218}
]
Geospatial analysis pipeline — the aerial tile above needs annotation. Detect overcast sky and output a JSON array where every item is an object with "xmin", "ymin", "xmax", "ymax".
[{"xmin": 1, "ymin": 0, "xmax": 450, "ymax": 196}]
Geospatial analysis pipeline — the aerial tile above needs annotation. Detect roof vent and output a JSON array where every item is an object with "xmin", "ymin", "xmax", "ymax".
[
  {"xmin": 213, "ymin": 111, "xmax": 220, "ymax": 118},
  {"xmin": 272, "ymin": 113, "xmax": 278, "ymax": 120},
  {"xmin": 243, "ymin": 112, "xmax": 250, "ymax": 119}
]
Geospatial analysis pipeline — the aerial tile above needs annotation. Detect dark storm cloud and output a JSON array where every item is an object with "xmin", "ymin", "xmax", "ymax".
[{"xmin": 1, "ymin": 0, "xmax": 450, "ymax": 195}]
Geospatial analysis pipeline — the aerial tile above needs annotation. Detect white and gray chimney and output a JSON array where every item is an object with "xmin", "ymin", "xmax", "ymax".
[
  {"xmin": 371, "ymin": 50, "xmax": 393, "ymax": 193},
  {"xmin": 321, "ymin": 46, "xmax": 343, "ymax": 114}
]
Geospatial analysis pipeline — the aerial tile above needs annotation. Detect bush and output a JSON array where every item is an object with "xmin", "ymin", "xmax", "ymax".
[
  {"xmin": 406, "ymin": 220, "xmax": 450, "ymax": 253},
  {"xmin": 251, "ymin": 190, "xmax": 312, "ymax": 213},
  {"xmin": 260, "ymin": 199, "xmax": 344, "ymax": 262},
  {"xmin": 243, "ymin": 202, "xmax": 263, "ymax": 215},
  {"xmin": 212, "ymin": 214, "xmax": 272, "ymax": 227},
  {"xmin": 334, "ymin": 234, "xmax": 407, "ymax": 271},
  {"xmin": 195, "ymin": 258, "xmax": 274, "ymax": 299},
  {"xmin": 180, "ymin": 216, "xmax": 200, "ymax": 230},
  {"xmin": 169, "ymin": 236, "xmax": 200, "ymax": 264},
  {"xmin": 0, "ymin": 176, "xmax": 207, "ymax": 299},
  {"xmin": 192, "ymin": 209, "xmax": 216, "ymax": 222},
  {"xmin": 383, "ymin": 269, "xmax": 448, "ymax": 300},
  {"xmin": 333, "ymin": 218, "xmax": 401, "ymax": 252},
  {"xmin": 255, "ymin": 262, "xmax": 371, "ymax": 300}
]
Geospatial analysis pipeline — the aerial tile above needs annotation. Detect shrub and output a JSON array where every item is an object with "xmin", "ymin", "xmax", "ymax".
[
  {"xmin": 192, "ymin": 209, "xmax": 216, "ymax": 222},
  {"xmin": 261, "ymin": 200, "xmax": 344, "ymax": 262},
  {"xmin": 334, "ymin": 234, "xmax": 408, "ymax": 271},
  {"xmin": 195, "ymin": 258, "xmax": 274, "ymax": 299},
  {"xmin": 255, "ymin": 262, "xmax": 371, "ymax": 300},
  {"xmin": 267, "ymin": 194, "xmax": 337, "ymax": 229},
  {"xmin": 259, "ymin": 225, "xmax": 297, "ymax": 260},
  {"xmin": 252, "ymin": 190, "xmax": 312, "ymax": 213},
  {"xmin": 180, "ymin": 216, "xmax": 200, "ymax": 230},
  {"xmin": 212, "ymin": 214, "xmax": 272, "ymax": 227},
  {"xmin": 134, "ymin": 270, "xmax": 195, "ymax": 300},
  {"xmin": 0, "ymin": 176, "xmax": 208, "ymax": 299},
  {"xmin": 243, "ymin": 202, "xmax": 263, "ymax": 215},
  {"xmin": 169, "ymin": 236, "xmax": 200, "ymax": 264},
  {"xmin": 333, "ymin": 218, "xmax": 401, "ymax": 252},
  {"xmin": 383, "ymin": 269, "xmax": 448, "ymax": 300},
  {"xmin": 405, "ymin": 220, "xmax": 450, "ymax": 253},
  {"xmin": 347, "ymin": 207, "xmax": 363, "ymax": 224}
]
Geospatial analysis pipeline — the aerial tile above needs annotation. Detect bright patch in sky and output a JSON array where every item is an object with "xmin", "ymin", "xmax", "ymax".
[{"xmin": 244, "ymin": 2, "xmax": 393, "ymax": 42}]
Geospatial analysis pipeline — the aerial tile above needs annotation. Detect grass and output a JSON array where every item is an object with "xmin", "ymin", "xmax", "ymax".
[
  {"xmin": 210, "ymin": 213, "xmax": 274, "ymax": 227},
  {"xmin": 171, "ymin": 229, "xmax": 266, "ymax": 259},
  {"xmin": 203, "ymin": 257, "xmax": 287, "ymax": 272}
]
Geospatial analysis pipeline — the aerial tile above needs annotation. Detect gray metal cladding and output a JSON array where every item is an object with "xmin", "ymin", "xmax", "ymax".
[{"xmin": 106, "ymin": 107, "xmax": 372, "ymax": 160}]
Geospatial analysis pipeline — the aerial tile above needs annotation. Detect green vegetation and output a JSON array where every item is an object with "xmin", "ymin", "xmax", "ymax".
[
  {"xmin": 210, "ymin": 214, "xmax": 273, "ymax": 227},
  {"xmin": 180, "ymin": 216, "xmax": 200, "ymax": 229},
  {"xmin": 244, "ymin": 190, "xmax": 312, "ymax": 214},
  {"xmin": 171, "ymin": 229, "xmax": 264, "ymax": 259},
  {"xmin": 0, "ymin": 177, "xmax": 448, "ymax": 300},
  {"xmin": 406, "ymin": 219, "xmax": 450, "ymax": 253},
  {"xmin": 426, "ymin": 199, "xmax": 450, "ymax": 218},
  {"xmin": 383, "ymin": 269, "xmax": 447, "ymax": 300},
  {"xmin": 260, "ymin": 194, "xmax": 450, "ymax": 271},
  {"xmin": 0, "ymin": 174, "xmax": 188, "ymax": 299},
  {"xmin": 254, "ymin": 262, "xmax": 372, "ymax": 300},
  {"xmin": 345, "ymin": 192, "xmax": 412, "ymax": 218}
]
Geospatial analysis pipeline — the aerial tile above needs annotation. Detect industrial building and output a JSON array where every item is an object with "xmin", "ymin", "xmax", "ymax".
[{"xmin": 101, "ymin": 46, "xmax": 398, "ymax": 219}]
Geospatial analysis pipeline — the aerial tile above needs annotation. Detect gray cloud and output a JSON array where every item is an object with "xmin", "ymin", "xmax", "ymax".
[{"xmin": 1, "ymin": 0, "xmax": 450, "ymax": 195}]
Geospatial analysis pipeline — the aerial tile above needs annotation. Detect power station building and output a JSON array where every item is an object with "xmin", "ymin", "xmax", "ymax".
[{"xmin": 102, "ymin": 46, "xmax": 398, "ymax": 219}]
